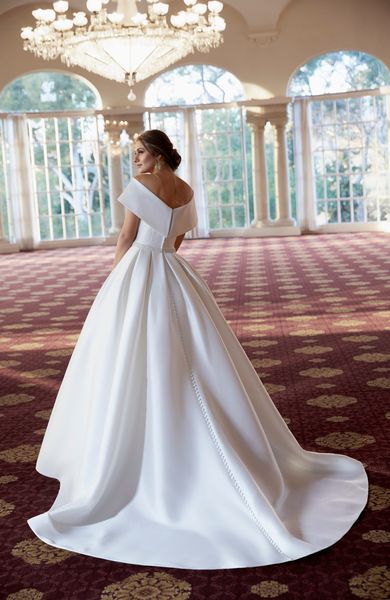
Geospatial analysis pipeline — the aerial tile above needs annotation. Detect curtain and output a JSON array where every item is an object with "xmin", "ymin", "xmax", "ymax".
[
  {"xmin": 292, "ymin": 98, "xmax": 317, "ymax": 232},
  {"xmin": 183, "ymin": 108, "xmax": 209, "ymax": 238}
]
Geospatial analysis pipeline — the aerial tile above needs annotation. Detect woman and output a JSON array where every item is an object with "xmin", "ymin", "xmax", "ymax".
[{"xmin": 28, "ymin": 129, "xmax": 368, "ymax": 570}]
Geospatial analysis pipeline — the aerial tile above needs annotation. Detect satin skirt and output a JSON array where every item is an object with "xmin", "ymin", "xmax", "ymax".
[{"xmin": 27, "ymin": 244, "xmax": 368, "ymax": 569}]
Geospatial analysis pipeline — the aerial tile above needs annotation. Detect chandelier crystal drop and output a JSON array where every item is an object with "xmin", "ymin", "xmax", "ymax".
[{"xmin": 21, "ymin": 0, "xmax": 226, "ymax": 101}]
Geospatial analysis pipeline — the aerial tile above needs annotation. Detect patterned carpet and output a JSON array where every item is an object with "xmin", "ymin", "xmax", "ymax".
[{"xmin": 0, "ymin": 232, "xmax": 389, "ymax": 600}]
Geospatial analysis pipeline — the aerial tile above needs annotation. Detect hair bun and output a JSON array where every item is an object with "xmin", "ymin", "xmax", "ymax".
[{"xmin": 170, "ymin": 148, "xmax": 181, "ymax": 170}]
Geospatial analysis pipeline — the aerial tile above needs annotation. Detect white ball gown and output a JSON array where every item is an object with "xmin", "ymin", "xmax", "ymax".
[{"xmin": 27, "ymin": 178, "xmax": 368, "ymax": 570}]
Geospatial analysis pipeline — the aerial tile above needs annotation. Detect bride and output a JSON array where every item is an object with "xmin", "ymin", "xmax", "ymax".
[{"xmin": 27, "ymin": 129, "xmax": 368, "ymax": 570}]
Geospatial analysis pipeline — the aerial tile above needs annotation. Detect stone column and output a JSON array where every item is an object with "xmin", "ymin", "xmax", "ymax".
[
  {"xmin": 103, "ymin": 113, "xmax": 144, "ymax": 234},
  {"xmin": 265, "ymin": 103, "xmax": 297, "ymax": 229},
  {"xmin": 246, "ymin": 110, "xmax": 272, "ymax": 228}
]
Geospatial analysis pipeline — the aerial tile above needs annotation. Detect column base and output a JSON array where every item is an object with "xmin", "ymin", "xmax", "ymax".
[
  {"xmin": 251, "ymin": 219, "xmax": 274, "ymax": 228},
  {"xmin": 273, "ymin": 217, "xmax": 297, "ymax": 226}
]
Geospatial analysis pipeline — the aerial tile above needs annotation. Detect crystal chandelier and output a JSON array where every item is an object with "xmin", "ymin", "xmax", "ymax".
[{"xmin": 21, "ymin": 0, "xmax": 226, "ymax": 101}]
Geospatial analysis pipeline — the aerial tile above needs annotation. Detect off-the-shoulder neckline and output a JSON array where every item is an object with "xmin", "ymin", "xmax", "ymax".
[{"xmin": 132, "ymin": 178, "xmax": 194, "ymax": 210}]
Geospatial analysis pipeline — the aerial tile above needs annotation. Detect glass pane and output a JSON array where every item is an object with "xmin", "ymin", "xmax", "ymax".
[
  {"xmin": 327, "ymin": 201, "xmax": 338, "ymax": 223},
  {"xmin": 349, "ymin": 98, "xmax": 361, "ymax": 122},
  {"xmin": 323, "ymin": 101, "xmax": 335, "ymax": 123},
  {"xmin": 336, "ymin": 99, "xmax": 348, "ymax": 123},
  {"xmin": 39, "ymin": 216, "xmax": 51, "ymax": 240},
  {"xmin": 36, "ymin": 193, "xmax": 49, "ymax": 215},
  {"xmin": 315, "ymin": 177, "xmax": 325, "ymax": 199},
  {"xmin": 65, "ymin": 214, "xmax": 76, "ymax": 238},
  {"xmin": 219, "ymin": 161, "xmax": 230, "ymax": 181},
  {"xmin": 221, "ymin": 187, "xmax": 231, "ymax": 204},
  {"xmin": 337, "ymin": 150, "xmax": 349, "ymax": 172},
  {"xmin": 77, "ymin": 215, "xmax": 89, "ymax": 237},
  {"xmin": 350, "ymin": 149, "xmax": 362, "ymax": 173},
  {"xmin": 366, "ymin": 200, "xmax": 378, "ymax": 221},
  {"xmin": 234, "ymin": 205, "xmax": 245, "ymax": 227},
  {"xmin": 233, "ymin": 180, "xmax": 244, "ymax": 199},
  {"xmin": 52, "ymin": 214, "xmax": 64, "ymax": 239},
  {"xmin": 313, "ymin": 153, "xmax": 323, "ymax": 175},
  {"xmin": 352, "ymin": 179, "xmax": 364, "ymax": 197},
  {"xmin": 208, "ymin": 207, "xmax": 220, "ymax": 229},
  {"xmin": 326, "ymin": 177, "xmax": 337, "ymax": 199},
  {"xmin": 221, "ymin": 206, "xmax": 233, "ymax": 227},
  {"xmin": 311, "ymin": 103, "xmax": 322, "ymax": 125},
  {"xmin": 323, "ymin": 127, "xmax": 336, "ymax": 149},
  {"xmin": 207, "ymin": 185, "xmax": 219, "ymax": 206},
  {"xmin": 324, "ymin": 151, "xmax": 336, "ymax": 173},
  {"xmin": 380, "ymin": 200, "xmax": 390, "ymax": 221},
  {"xmin": 317, "ymin": 201, "xmax": 326, "ymax": 225},
  {"xmin": 91, "ymin": 213, "xmax": 103, "ymax": 236},
  {"xmin": 340, "ymin": 176, "xmax": 350, "ymax": 198},
  {"xmin": 335, "ymin": 125, "xmax": 349, "ymax": 149},
  {"xmin": 340, "ymin": 200, "xmax": 351, "ymax": 222},
  {"xmin": 353, "ymin": 200, "xmax": 365, "ymax": 222},
  {"xmin": 205, "ymin": 159, "xmax": 217, "ymax": 180}
]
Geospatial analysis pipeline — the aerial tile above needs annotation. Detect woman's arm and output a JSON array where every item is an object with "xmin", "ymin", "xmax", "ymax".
[
  {"xmin": 112, "ymin": 210, "xmax": 140, "ymax": 269},
  {"xmin": 174, "ymin": 233, "xmax": 185, "ymax": 251}
]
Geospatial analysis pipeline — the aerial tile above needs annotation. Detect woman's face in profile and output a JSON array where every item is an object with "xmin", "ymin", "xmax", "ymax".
[{"xmin": 133, "ymin": 141, "xmax": 156, "ymax": 174}]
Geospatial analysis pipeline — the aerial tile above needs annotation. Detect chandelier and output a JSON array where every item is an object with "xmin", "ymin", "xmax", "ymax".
[{"xmin": 21, "ymin": 0, "xmax": 226, "ymax": 100}]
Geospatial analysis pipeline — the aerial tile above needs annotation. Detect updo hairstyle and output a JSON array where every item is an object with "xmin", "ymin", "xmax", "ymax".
[{"xmin": 137, "ymin": 129, "xmax": 181, "ymax": 171}]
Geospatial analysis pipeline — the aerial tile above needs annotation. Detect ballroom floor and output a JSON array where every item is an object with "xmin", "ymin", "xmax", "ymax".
[{"xmin": 0, "ymin": 232, "xmax": 389, "ymax": 599}]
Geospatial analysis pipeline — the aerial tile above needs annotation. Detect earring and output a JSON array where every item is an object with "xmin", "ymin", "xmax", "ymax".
[{"xmin": 155, "ymin": 158, "xmax": 161, "ymax": 171}]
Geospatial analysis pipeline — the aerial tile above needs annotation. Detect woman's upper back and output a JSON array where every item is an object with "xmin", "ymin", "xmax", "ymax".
[{"xmin": 134, "ymin": 173, "xmax": 193, "ymax": 209}]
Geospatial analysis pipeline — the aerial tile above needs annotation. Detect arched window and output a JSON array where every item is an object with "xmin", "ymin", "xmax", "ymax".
[
  {"xmin": 288, "ymin": 51, "xmax": 390, "ymax": 96},
  {"xmin": 0, "ymin": 72, "xmax": 106, "ymax": 244},
  {"xmin": 145, "ymin": 64, "xmax": 245, "ymax": 106},
  {"xmin": 0, "ymin": 71, "xmax": 101, "ymax": 112},
  {"xmin": 289, "ymin": 52, "xmax": 390, "ymax": 227}
]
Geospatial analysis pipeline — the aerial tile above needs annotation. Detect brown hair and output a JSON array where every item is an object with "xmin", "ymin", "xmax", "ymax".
[{"xmin": 137, "ymin": 129, "xmax": 181, "ymax": 171}]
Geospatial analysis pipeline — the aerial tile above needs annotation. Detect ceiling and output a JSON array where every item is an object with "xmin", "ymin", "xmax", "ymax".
[{"xmin": 0, "ymin": 0, "xmax": 293, "ymax": 33}]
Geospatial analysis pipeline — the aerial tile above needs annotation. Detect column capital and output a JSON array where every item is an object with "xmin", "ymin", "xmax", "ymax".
[
  {"xmin": 262, "ymin": 103, "xmax": 289, "ymax": 128},
  {"xmin": 246, "ymin": 109, "xmax": 267, "ymax": 129},
  {"xmin": 272, "ymin": 117, "xmax": 289, "ymax": 129}
]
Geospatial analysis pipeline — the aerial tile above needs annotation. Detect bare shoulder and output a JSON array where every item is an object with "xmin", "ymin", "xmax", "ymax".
[
  {"xmin": 174, "ymin": 176, "xmax": 194, "ymax": 202},
  {"xmin": 133, "ymin": 173, "xmax": 159, "ymax": 193}
]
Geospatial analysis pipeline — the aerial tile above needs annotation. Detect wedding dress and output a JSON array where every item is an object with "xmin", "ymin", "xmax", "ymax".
[{"xmin": 27, "ymin": 178, "xmax": 368, "ymax": 569}]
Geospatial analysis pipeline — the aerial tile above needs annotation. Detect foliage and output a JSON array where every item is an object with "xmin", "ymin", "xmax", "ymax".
[
  {"xmin": 145, "ymin": 64, "xmax": 245, "ymax": 106},
  {"xmin": 0, "ymin": 71, "xmax": 98, "ymax": 112},
  {"xmin": 289, "ymin": 51, "xmax": 390, "ymax": 96}
]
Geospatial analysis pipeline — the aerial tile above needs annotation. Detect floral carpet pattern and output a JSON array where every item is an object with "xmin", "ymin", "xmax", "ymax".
[{"xmin": 0, "ymin": 232, "xmax": 389, "ymax": 599}]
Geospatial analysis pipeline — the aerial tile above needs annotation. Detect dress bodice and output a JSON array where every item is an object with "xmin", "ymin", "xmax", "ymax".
[{"xmin": 118, "ymin": 178, "xmax": 198, "ymax": 251}]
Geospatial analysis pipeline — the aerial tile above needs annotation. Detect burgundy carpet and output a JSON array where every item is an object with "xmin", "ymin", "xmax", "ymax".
[{"xmin": 0, "ymin": 232, "xmax": 389, "ymax": 600}]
